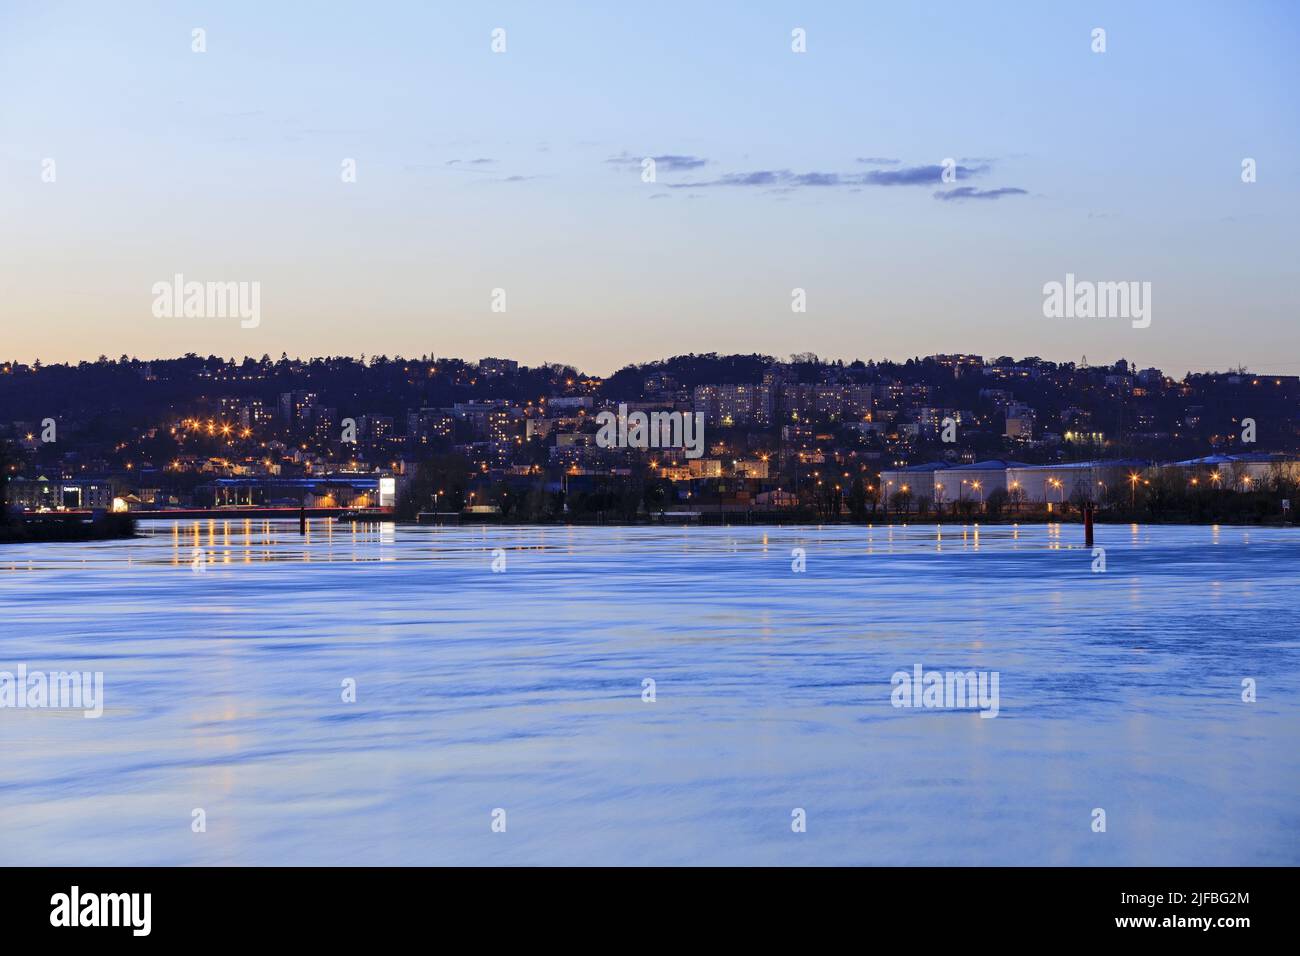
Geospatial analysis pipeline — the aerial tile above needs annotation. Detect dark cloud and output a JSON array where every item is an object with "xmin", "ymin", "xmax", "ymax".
[
  {"xmin": 932, "ymin": 186, "xmax": 1028, "ymax": 201},
  {"xmin": 861, "ymin": 163, "xmax": 987, "ymax": 185},
  {"xmin": 717, "ymin": 170, "xmax": 787, "ymax": 186},
  {"xmin": 791, "ymin": 172, "xmax": 842, "ymax": 186}
]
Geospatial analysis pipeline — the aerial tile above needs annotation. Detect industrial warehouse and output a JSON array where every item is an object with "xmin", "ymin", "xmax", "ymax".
[{"xmin": 878, "ymin": 453, "xmax": 1300, "ymax": 513}]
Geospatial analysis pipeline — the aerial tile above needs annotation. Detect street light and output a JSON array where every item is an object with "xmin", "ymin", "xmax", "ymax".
[{"xmin": 1048, "ymin": 477, "xmax": 1064, "ymax": 506}]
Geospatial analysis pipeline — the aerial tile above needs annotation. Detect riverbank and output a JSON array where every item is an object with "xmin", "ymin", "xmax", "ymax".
[
  {"xmin": 0, "ymin": 512, "xmax": 137, "ymax": 544},
  {"xmin": 393, "ymin": 509, "xmax": 1296, "ymax": 528},
  {"xmin": 17, "ymin": 508, "xmax": 1285, "ymax": 533}
]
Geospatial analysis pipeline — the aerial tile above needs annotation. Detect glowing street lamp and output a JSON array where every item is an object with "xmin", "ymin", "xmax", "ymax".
[{"xmin": 1049, "ymin": 477, "xmax": 1064, "ymax": 506}]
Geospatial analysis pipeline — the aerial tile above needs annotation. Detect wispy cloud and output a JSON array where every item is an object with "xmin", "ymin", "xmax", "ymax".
[
  {"xmin": 404, "ymin": 162, "xmax": 536, "ymax": 184},
  {"xmin": 605, "ymin": 154, "xmax": 1026, "ymax": 202},
  {"xmin": 607, "ymin": 151, "xmax": 709, "ymax": 171},
  {"xmin": 666, "ymin": 163, "xmax": 989, "ymax": 189},
  {"xmin": 932, "ymin": 186, "xmax": 1028, "ymax": 201}
]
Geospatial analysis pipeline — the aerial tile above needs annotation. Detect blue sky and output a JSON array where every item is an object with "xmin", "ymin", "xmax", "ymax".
[{"xmin": 1, "ymin": 0, "xmax": 1297, "ymax": 375}]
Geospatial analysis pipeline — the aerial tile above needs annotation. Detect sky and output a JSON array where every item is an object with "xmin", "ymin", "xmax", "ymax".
[{"xmin": 1, "ymin": 0, "xmax": 1298, "ymax": 377}]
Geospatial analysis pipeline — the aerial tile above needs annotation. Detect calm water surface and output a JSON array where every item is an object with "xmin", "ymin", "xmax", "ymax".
[{"xmin": 1, "ymin": 520, "xmax": 1297, "ymax": 865}]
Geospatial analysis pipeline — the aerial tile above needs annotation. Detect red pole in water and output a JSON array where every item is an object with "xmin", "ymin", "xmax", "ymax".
[{"xmin": 1084, "ymin": 503, "xmax": 1094, "ymax": 547}]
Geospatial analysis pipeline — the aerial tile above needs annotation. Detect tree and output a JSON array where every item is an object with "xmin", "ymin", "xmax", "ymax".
[
  {"xmin": 847, "ymin": 475, "xmax": 869, "ymax": 521},
  {"xmin": 0, "ymin": 439, "xmax": 11, "ymax": 514},
  {"xmin": 642, "ymin": 477, "xmax": 673, "ymax": 516},
  {"xmin": 985, "ymin": 487, "xmax": 1009, "ymax": 517},
  {"xmin": 490, "ymin": 481, "xmax": 518, "ymax": 519},
  {"xmin": 397, "ymin": 453, "xmax": 471, "ymax": 519}
]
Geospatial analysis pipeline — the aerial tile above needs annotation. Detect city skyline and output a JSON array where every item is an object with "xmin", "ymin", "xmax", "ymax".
[
  {"xmin": 6, "ymin": 349, "xmax": 1296, "ymax": 524},
  {"xmin": 2, "ymin": 1, "xmax": 1298, "ymax": 374}
]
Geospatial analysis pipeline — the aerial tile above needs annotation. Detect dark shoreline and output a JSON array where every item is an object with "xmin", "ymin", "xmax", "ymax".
[
  {"xmin": 3, "ymin": 512, "xmax": 1290, "ymax": 542},
  {"xmin": 388, "ymin": 512, "xmax": 1293, "ymax": 529},
  {"xmin": 0, "ymin": 513, "xmax": 137, "ymax": 544}
]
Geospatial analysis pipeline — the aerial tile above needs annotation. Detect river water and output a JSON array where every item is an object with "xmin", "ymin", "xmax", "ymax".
[{"xmin": 1, "ymin": 520, "xmax": 1296, "ymax": 865}]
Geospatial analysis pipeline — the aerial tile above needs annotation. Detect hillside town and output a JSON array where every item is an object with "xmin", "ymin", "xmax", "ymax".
[{"xmin": 2, "ymin": 352, "xmax": 1298, "ymax": 523}]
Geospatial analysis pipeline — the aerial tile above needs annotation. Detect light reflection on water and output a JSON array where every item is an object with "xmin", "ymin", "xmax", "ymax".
[{"xmin": 1, "ymin": 520, "xmax": 1297, "ymax": 865}]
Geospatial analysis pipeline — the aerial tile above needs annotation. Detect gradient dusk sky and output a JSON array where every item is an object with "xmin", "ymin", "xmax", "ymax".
[{"xmin": 2, "ymin": 1, "xmax": 1297, "ymax": 376}]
